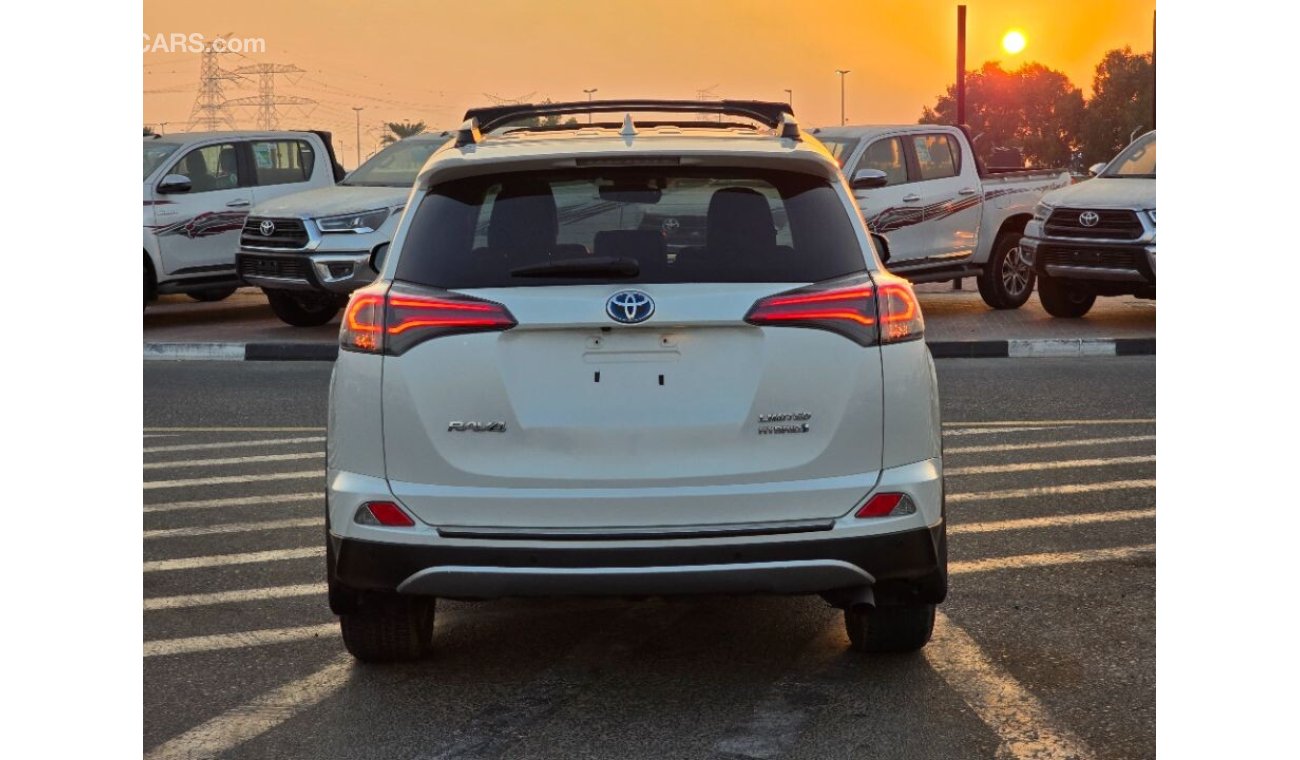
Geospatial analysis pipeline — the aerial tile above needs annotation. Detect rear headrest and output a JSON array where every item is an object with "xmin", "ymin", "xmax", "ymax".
[
  {"xmin": 487, "ymin": 181, "xmax": 558, "ymax": 259},
  {"xmin": 706, "ymin": 187, "xmax": 776, "ymax": 256}
]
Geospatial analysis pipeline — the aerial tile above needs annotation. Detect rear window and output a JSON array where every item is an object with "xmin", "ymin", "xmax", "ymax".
[{"xmin": 395, "ymin": 167, "xmax": 867, "ymax": 288}]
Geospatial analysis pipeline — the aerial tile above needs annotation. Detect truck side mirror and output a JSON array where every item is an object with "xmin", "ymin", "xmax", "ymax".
[
  {"xmin": 157, "ymin": 174, "xmax": 192, "ymax": 194},
  {"xmin": 1088, "ymin": 163, "xmax": 1107, "ymax": 177},
  {"xmin": 850, "ymin": 169, "xmax": 889, "ymax": 190},
  {"xmin": 369, "ymin": 242, "xmax": 390, "ymax": 273}
]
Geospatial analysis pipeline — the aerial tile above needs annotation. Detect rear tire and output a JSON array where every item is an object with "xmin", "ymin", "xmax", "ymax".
[
  {"xmin": 187, "ymin": 287, "xmax": 238, "ymax": 302},
  {"xmin": 1037, "ymin": 274, "xmax": 1097, "ymax": 318},
  {"xmin": 264, "ymin": 289, "xmax": 341, "ymax": 327},
  {"xmin": 844, "ymin": 603, "xmax": 935, "ymax": 653},
  {"xmin": 340, "ymin": 594, "xmax": 435, "ymax": 663},
  {"xmin": 144, "ymin": 257, "xmax": 157, "ymax": 308},
  {"xmin": 977, "ymin": 231, "xmax": 1035, "ymax": 309}
]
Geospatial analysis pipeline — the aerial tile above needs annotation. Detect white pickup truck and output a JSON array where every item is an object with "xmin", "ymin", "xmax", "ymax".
[{"xmin": 810, "ymin": 125, "xmax": 1071, "ymax": 309}]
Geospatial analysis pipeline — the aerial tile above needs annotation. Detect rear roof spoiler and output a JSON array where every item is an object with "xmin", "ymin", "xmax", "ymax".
[{"xmin": 462, "ymin": 99, "xmax": 795, "ymax": 134}]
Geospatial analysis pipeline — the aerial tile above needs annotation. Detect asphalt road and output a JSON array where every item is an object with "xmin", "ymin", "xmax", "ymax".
[{"xmin": 143, "ymin": 357, "xmax": 1155, "ymax": 760}]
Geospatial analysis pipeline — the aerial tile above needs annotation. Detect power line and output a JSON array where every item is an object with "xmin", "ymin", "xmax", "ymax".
[{"xmin": 225, "ymin": 63, "xmax": 316, "ymax": 130}]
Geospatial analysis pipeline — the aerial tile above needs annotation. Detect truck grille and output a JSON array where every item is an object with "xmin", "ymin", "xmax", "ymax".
[
  {"xmin": 241, "ymin": 217, "xmax": 310, "ymax": 250},
  {"xmin": 1039, "ymin": 245, "xmax": 1140, "ymax": 269},
  {"xmin": 238, "ymin": 255, "xmax": 309, "ymax": 280},
  {"xmin": 1045, "ymin": 208, "xmax": 1143, "ymax": 240}
]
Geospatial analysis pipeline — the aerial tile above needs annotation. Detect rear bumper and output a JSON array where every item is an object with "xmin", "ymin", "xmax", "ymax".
[{"xmin": 329, "ymin": 520, "xmax": 946, "ymax": 604}]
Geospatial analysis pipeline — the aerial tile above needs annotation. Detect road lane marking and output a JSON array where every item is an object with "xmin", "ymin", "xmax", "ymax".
[
  {"xmin": 145, "ymin": 584, "xmax": 325, "ymax": 611},
  {"xmin": 942, "ymin": 418, "xmax": 1153, "ymax": 426},
  {"xmin": 143, "ymin": 451, "xmax": 325, "ymax": 470},
  {"xmin": 144, "ymin": 470, "xmax": 322, "ymax": 490},
  {"xmin": 946, "ymin": 434, "xmax": 1155, "ymax": 455},
  {"xmin": 144, "ymin": 436, "xmax": 326, "ymax": 454},
  {"xmin": 943, "ymin": 425, "xmax": 1071, "ymax": 437},
  {"xmin": 926, "ymin": 611, "xmax": 1098, "ymax": 760},
  {"xmin": 144, "ymin": 426, "xmax": 327, "ymax": 432},
  {"xmin": 951, "ymin": 509, "xmax": 1155, "ymax": 535},
  {"xmin": 144, "ymin": 652, "xmax": 352, "ymax": 760},
  {"xmin": 144, "ymin": 622, "xmax": 338, "ymax": 658},
  {"xmin": 143, "ymin": 492, "xmax": 322, "ymax": 514},
  {"xmin": 144, "ymin": 546, "xmax": 323, "ymax": 572},
  {"xmin": 144, "ymin": 517, "xmax": 321, "ymax": 540},
  {"xmin": 947, "ymin": 455, "xmax": 1154, "ymax": 477},
  {"xmin": 950, "ymin": 544, "xmax": 1155, "ymax": 575},
  {"xmin": 948, "ymin": 479, "xmax": 1155, "ymax": 502}
]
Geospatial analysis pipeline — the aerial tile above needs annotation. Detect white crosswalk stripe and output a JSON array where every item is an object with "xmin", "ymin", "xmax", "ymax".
[
  {"xmin": 145, "ymin": 584, "xmax": 325, "ymax": 611},
  {"xmin": 947, "ymin": 455, "xmax": 1154, "ymax": 476},
  {"xmin": 144, "ymin": 546, "xmax": 324, "ymax": 572},
  {"xmin": 948, "ymin": 479, "xmax": 1156, "ymax": 502},
  {"xmin": 144, "ymin": 436, "xmax": 326, "ymax": 454},
  {"xmin": 949, "ymin": 544, "xmax": 1155, "ymax": 574},
  {"xmin": 144, "ymin": 492, "xmax": 322, "ymax": 514},
  {"xmin": 144, "ymin": 653, "xmax": 353, "ymax": 760},
  {"xmin": 942, "ymin": 418, "xmax": 1154, "ymax": 427},
  {"xmin": 144, "ymin": 622, "xmax": 338, "ymax": 658},
  {"xmin": 143, "ymin": 451, "xmax": 325, "ymax": 470},
  {"xmin": 946, "ymin": 434, "xmax": 1155, "ymax": 455},
  {"xmin": 949, "ymin": 509, "xmax": 1155, "ymax": 535},
  {"xmin": 943, "ymin": 425, "xmax": 1071, "ymax": 437},
  {"xmin": 145, "ymin": 517, "xmax": 321, "ymax": 540},
  {"xmin": 927, "ymin": 611, "xmax": 1098, "ymax": 760},
  {"xmin": 144, "ymin": 470, "xmax": 323, "ymax": 490}
]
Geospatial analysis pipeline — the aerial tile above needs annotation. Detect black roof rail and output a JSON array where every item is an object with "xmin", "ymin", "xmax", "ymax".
[{"xmin": 462, "ymin": 99, "xmax": 795, "ymax": 133}]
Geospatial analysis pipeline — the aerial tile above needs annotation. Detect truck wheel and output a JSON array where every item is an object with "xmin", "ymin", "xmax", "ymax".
[
  {"xmin": 1038, "ymin": 274, "xmax": 1097, "ymax": 318},
  {"xmin": 187, "ymin": 287, "xmax": 238, "ymax": 303},
  {"xmin": 144, "ymin": 257, "xmax": 157, "ymax": 308},
  {"xmin": 977, "ymin": 231, "xmax": 1035, "ymax": 309},
  {"xmin": 844, "ymin": 603, "xmax": 935, "ymax": 653},
  {"xmin": 264, "ymin": 289, "xmax": 341, "ymax": 327},
  {"xmin": 340, "ymin": 594, "xmax": 435, "ymax": 663}
]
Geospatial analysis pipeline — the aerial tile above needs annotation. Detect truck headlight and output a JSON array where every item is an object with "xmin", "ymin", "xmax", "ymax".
[
  {"xmin": 316, "ymin": 208, "xmax": 390, "ymax": 233},
  {"xmin": 1032, "ymin": 202, "xmax": 1054, "ymax": 222}
]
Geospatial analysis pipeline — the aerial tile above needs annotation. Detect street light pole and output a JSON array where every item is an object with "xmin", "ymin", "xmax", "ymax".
[
  {"xmin": 583, "ymin": 88, "xmax": 598, "ymax": 123},
  {"xmin": 351, "ymin": 106, "xmax": 364, "ymax": 168},
  {"xmin": 835, "ymin": 70, "xmax": 850, "ymax": 125}
]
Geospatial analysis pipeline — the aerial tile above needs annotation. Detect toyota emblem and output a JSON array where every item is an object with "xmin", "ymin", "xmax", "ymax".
[
  {"xmin": 1078, "ymin": 211, "xmax": 1100, "ymax": 227},
  {"xmin": 259, "ymin": 220, "xmax": 276, "ymax": 236},
  {"xmin": 605, "ymin": 290, "xmax": 655, "ymax": 324}
]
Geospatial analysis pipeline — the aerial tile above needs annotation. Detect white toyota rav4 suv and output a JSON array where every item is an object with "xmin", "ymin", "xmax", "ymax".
[{"xmin": 326, "ymin": 100, "xmax": 947, "ymax": 662}]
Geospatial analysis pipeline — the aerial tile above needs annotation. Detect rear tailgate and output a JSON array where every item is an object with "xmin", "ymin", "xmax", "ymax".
[{"xmin": 382, "ymin": 283, "xmax": 884, "ymax": 527}]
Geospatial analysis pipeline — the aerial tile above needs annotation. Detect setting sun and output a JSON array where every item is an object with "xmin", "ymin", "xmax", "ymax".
[{"xmin": 1002, "ymin": 29, "xmax": 1027, "ymax": 54}]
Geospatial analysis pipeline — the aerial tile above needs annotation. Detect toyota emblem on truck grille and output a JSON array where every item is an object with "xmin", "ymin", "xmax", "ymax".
[
  {"xmin": 606, "ymin": 290, "xmax": 655, "ymax": 324},
  {"xmin": 1078, "ymin": 211, "xmax": 1100, "ymax": 227},
  {"xmin": 259, "ymin": 220, "xmax": 276, "ymax": 236}
]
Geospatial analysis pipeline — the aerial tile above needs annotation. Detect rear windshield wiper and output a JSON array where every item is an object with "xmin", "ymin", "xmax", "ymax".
[{"xmin": 509, "ymin": 256, "xmax": 640, "ymax": 278}]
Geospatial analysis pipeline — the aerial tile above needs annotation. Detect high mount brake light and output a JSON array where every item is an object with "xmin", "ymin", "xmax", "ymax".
[
  {"xmin": 341, "ymin": 286, "xmax": 517, "ymax": 355},
  {"xmin": 744, "ymin": 277, "xmax": 923, "ymax": 346}
]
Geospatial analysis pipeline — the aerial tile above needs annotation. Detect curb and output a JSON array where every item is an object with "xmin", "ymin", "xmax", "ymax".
[{"xmin": 144, "ymin": 338, "xmax": 1155, "ymax": 362}]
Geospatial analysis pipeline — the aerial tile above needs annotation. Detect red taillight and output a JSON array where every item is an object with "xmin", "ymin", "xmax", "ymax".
[
  {"xmin": 744, "ymin": 275, "xmax": 923, "ymax": 346},
  {"xmin": 341, "ymin": 284, "xmax": 517, "ymax": 356},
  {"xmin": 354, "ymin": 501, "xmax": 416, "ymax": 527},
  {"xmin": 855, "ymin": 492, "xmax": 917, "ymax": 518}
]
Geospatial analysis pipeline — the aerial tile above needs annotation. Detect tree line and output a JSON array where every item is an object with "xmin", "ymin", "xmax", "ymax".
[{"xmin": 919, "ymin": 46, "xmax": 1154, "ymax": 172}]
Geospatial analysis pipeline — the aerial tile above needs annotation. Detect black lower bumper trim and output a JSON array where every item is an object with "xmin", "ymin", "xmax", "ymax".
[{"xmin": 329, "ymin": 524, "xmax": 948, "ymax": 604}]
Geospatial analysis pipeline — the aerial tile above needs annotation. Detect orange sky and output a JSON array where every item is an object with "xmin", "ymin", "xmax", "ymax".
[{"xmin": 144, "ymin": 0, "xmax": 1155, "ymax": 168}]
